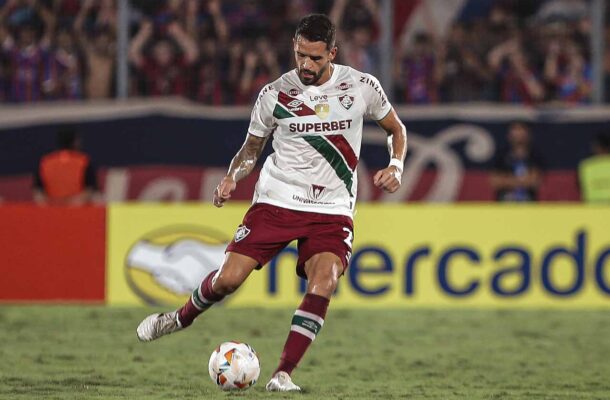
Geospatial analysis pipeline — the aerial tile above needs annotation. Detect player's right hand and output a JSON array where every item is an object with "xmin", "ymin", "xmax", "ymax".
[{"xmin": 213, "ymin": 176, "xmax": 237, "ymax": 207}]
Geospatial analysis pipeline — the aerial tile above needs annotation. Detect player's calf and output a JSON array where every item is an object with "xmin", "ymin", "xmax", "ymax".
[{"xmin": 177, "ymin": 269, "xmax": 225, "ymax": 328}]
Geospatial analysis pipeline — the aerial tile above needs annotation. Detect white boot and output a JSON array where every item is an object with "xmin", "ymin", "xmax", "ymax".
[
  {"xmin": 265, "ymin": 371, "xmax": 302, "ymax": 392},
  {"xmin": 136, "ymin": 311, "xmax": 183, "ymax": 342}
]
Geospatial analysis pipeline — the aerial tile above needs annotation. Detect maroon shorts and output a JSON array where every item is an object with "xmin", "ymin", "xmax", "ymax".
[{"xmin": 226, "ymin": 203, "xmax": 354, "ymax": 279}]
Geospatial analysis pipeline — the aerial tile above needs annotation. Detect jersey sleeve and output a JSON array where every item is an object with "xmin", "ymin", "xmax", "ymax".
[
  {"xmin": 248, "ymin": 84, "xmax": 278, "ymax": 138},
  {"xmin": 360, "ymin": 73, "xmax": 392, "ymax": 121}
]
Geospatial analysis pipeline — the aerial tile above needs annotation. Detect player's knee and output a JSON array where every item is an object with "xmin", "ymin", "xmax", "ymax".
[
  {"xmin": 213, "ymin": 271, "xmax": 242, "ymax": 295},
  {"xmin": 306, "ymin": 261, "xmax": 340, "ymax": 297}
]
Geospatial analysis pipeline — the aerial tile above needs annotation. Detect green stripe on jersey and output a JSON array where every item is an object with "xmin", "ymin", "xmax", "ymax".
[
  {"xmin": 292, "ymin": 315, "xmax": 322, "ymax": 336},
  {"xmin": 273, "ymin": 104, "xmax": 294, "ymax": 119},
  {"xmin": 303, "ymin": 135, "xmax": 353, "ymax": 196}
]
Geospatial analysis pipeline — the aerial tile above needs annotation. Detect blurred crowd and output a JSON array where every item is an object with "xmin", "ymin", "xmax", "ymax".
[
  {"xmin": 126, "ymin": 0, "xmax": 382, "ymax": 104},
  {"xmin": 397, "ymin": 0, "xmax": 595, "ymax": 104},
  {"xmin": 0, "ymin": 0, "xmax": 607, "ymax": 105}
]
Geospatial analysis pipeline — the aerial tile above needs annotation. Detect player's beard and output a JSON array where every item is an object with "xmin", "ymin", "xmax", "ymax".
[{"xmin": 298, "ymin": 62, "xmax": 329, "ymax": 86}]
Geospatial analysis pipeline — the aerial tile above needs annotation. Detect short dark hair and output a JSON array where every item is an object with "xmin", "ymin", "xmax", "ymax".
[
  {"xmin": 294, "ymin": 14, "xmax": 336, "ymax": 50},
  {"xmin": 509, "ymin": 121, "xmax": 530, "ymax": 131},
  {"xmin": 57, "ymin": 127, "xmax": 78, "ymax": 149},
  {"xmin": 594, "ymin": 133, "xmax": 610, "ymax": 151}
]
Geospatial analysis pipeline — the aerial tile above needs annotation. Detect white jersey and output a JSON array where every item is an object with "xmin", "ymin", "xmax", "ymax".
[{"xmin": 247, "ymin": 64, "xmax": 392, "ymax": 218}]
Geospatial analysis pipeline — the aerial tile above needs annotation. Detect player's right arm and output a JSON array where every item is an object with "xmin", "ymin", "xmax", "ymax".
[
  {"xmin": 213, "ymin": 83, "xmax": 277, "ymax": 207},
  {"xmin": 214, "ymin": 134, "xmax": 269, "ymax": 207}
]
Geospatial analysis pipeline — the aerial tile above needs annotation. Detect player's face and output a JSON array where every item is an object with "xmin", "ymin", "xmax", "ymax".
[{"xmin": 293, "ymin": 35, "xmax": 336, "ymax": 86}]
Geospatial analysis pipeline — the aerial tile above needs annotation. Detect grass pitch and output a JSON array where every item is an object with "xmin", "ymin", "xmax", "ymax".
[{"xmin": 0, "ymin": 307, "xmax": 608, "ymax": 399}]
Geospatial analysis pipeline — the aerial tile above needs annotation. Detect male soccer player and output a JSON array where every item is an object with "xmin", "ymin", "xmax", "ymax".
[{"xmin": 137, "ymin": 14, "xmax": 407, "ymax": 392}]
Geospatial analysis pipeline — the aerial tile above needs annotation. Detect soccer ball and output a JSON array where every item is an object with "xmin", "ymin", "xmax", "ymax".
[{"xmin": 208, "ymin": 341, "xmax": 260, "ymax": 390}]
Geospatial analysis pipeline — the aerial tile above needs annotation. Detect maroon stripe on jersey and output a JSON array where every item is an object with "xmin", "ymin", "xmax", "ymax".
[
  {"xmin": 278, "ymin": 91, "xmax": 316, "ymax": 116},
  {"xmin": 325, "ymin": 135, "xmax": 358, "ymax": 170}
]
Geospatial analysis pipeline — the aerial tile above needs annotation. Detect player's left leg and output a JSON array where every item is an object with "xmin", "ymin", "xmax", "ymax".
[
  {"xmin": 137, "ymin": 203, "xmax": 294, "ymax": 342},
  {"xmin": 136, "ymin": 252, "xmax": 258, "ymax": 342},
  {"xmin": 266, "ymin": 252, "xmax": 343, "ymax": 392}
]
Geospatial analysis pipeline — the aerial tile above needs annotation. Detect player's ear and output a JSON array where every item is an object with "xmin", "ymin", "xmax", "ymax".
[{"xmin": 328, "ymin": 46, "xmax": 337, "ymax": 61}]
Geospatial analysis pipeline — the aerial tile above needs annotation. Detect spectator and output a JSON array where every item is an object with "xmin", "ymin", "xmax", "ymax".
[
  {"xmin": 92, "ymin": 0, "xmax": 116, "ymax": 32},
  {"xmin": 483, "ymin": 3, "xmax": 518, "ymax": 51},
  {"xmin": 338, "ymin": 25, "xmax": 378, "ymax": 75},
  {"xmin": 49, "ymin": 26, "xmax": 84, "ymax": 100},
  {"xmin": 330, "ymin": 0, "xmax": 380, "ymax": 75},
  {"xmin": 52, "ymin": 0, "xmax": 81, "ymax": 28},
  {"xmin": 578, "ymin": 133, "xmax": 610, "ymax": 202},
  {"xmin": 490, "ymin": 122, "xmax": 544, "ymax": 202},
  {"xmin": 236, "ymin": 38, "xmax": 280, "ymax": 104},
  {"xmin": 33, "ymin": 127, "xmax": 99, "ymax": 206},
  {"xmin": 439, "ymin": 23, "xmax": 493, "ymax": 102},
  {"xmin": 186, "ymin": 0, "xmax": 228, "ymax": 43},
  {"xmin": 330, "ymin": 0, "xmax": 378, "ymax": 34},
  {"xmin": 396, "ymin": 32, "xmax": 442, "ymax": 104},
  {"xmin": 276, "ymin": 0, "xmax": 318, "ymax": 70},
  {"xmin": 488, "ymin": 37, "xmax": 545, "ymax": 104},
  {"xmin": 225, "ymin": 39, "xmax": 244, "ymax": 103},
  {"xmin": 193, "ymin": 36, "xmax": 224, "ymax": 104},
  {"xmin": 544, "ymin": 39, "xmax": 591, "ymax": 103},
  {"xmin": 129, "ymin": 19, "xmax": 198, "ymax": 97},
  {"xmin": 1, "ymin": 0, "xmax": 56, "ymax": 102},
  {"xmin": 190, "ymin": 0, "xmax": 228, "ymax": 104},
  {"xmin": 74, "ymin": 0, "xmax": 115, "ymax": 99}
]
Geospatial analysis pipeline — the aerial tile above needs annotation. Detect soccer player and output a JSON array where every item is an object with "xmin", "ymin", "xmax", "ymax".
[{"xmin": 137, "ymin": 14, "xmax": 407, "ymax": 392}]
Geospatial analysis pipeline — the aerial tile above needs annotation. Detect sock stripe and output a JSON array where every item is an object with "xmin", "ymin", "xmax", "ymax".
[
  {"xmin": 198, "ymin": 284, "xmax": 215, "ymax": 304},
  {"xmin": 294, "ymin": 309, "xmax": 325, "ymax": 326},
  {"xmin": 290, "ymin": 324, "xmax": 317, "ymax": 341},
  {"xmin": 191, "ymin": 289, "xmax": 212, "ymax": 310},
  {"xmin": 291, "ymin": 315, "xmax": 322, "ymax": 336}
]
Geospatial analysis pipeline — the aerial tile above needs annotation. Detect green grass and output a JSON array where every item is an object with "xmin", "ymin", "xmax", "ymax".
[{"xmin": 0, "ymin": 307, "xmax": 609, "ymax": 399}]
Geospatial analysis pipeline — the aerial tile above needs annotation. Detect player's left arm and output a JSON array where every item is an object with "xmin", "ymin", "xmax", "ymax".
[{"xmin": 373, "ymin": 109, "xmax": 407, "ymax": 193}]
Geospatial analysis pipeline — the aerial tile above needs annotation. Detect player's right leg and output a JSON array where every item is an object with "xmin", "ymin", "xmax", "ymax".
[{"xmin": 136, "ymin": 252, "xmax": 258, "ymax": 342}]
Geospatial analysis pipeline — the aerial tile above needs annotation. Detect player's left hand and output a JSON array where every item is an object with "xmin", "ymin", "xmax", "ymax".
[{"xmin": 373, "ymin": 166, "xmax": 402, "ymax": 193}]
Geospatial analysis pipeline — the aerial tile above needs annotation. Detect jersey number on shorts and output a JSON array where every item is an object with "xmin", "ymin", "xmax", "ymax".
[{"xmin": 342, "ymin": 227, "xmax": 353, "ymax": 249}]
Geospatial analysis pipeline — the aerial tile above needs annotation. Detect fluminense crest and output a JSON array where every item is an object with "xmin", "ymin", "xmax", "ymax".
[
  {"xmin": 234, "ymin": 225, "xmax": 251, "ymax": 242},
  {"xmin": 339, "ymin": 95, "xmax": 354, "ymax": 110}
]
